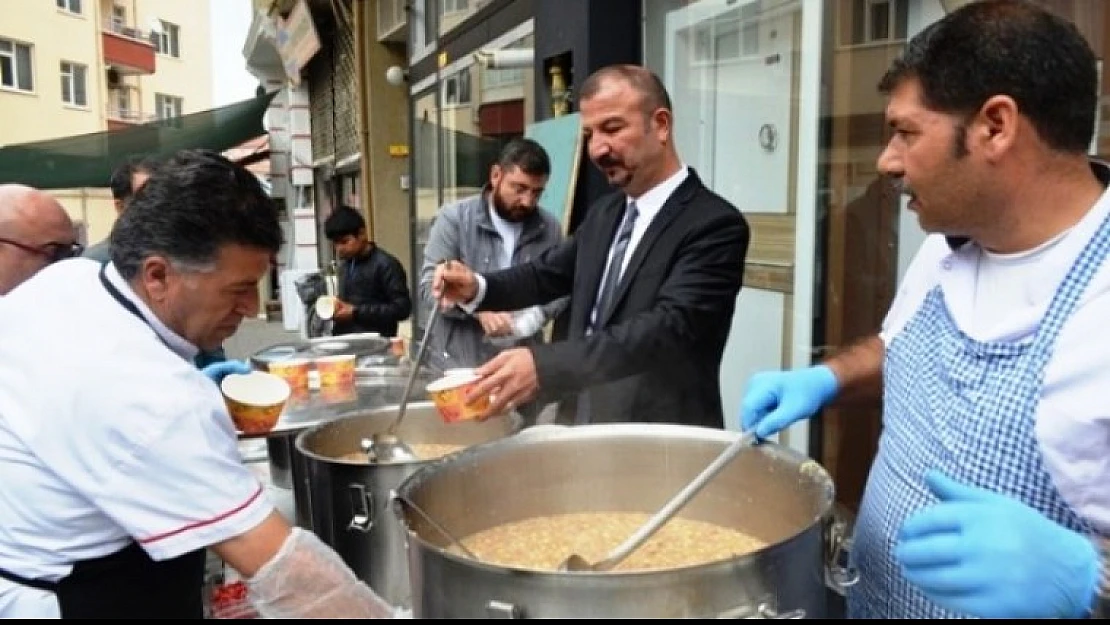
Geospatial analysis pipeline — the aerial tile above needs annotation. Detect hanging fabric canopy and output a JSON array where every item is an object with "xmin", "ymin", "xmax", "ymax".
[{"xmin": 0, "ymin": 91, "xmax": 275, "ymax": 190}]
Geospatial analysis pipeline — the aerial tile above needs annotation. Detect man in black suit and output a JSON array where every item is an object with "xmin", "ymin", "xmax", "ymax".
[{"xmin": 432, "ymin": 64, "xmax": 750, "ymax": 429}]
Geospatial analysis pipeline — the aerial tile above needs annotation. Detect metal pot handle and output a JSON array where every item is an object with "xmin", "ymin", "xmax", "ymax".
[
  {"xmin": 824, "ymin": 515, "xmax": 860, "ymax": 593},
  {"xmin": 716, "ymin": 598, "xmax": 805, "ymax": 619},
  {"xmin": 347, "ymin": 483, "xmax": 374, "ymax": 533}
]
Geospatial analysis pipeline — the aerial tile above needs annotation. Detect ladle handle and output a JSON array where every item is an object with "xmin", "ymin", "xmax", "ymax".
[
  {"xmin": 388, "ymin": 301, "xmax": 441, "ymax": 434},
  {"xmin": 392, "ymin": 492, "xmax": 480, "ymax": 561},
  {"xmin": 595, "ymin": 431, "xmax": 759, "ymax": 571}
]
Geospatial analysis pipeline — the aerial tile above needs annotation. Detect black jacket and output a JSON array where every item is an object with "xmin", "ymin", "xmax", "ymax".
[
  {"xmin": 480, "ymin": 170, "xmax": 750, "ymax": 429},
  {"xmin": 335, "ymin": 245, "xmax": 412, "ymax": 337}
]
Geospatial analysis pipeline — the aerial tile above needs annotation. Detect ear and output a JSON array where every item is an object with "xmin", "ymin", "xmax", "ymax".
[
  {"xmin": 650, "ymin": 108, "xmax": 673, "ymax": 145},
  {"xmin": 974, "ymin": 95, "xmax": 1019, "ymax": 159},
  {"xmin": 489, "ymin": 163, "xmax": 503, "ymax": 186},
  {"xmin": 139, "ymin": 255, "xmax": 173, "ymax": 302}
]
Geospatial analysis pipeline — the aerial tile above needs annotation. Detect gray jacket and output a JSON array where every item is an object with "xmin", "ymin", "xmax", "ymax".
[
  {"xmin": 82, "ymin": 239, "xmax": 111, "ymax": 264},
  {"xmin": 419, "ymin": 191, "xmax": 568, "ymax": 373}
]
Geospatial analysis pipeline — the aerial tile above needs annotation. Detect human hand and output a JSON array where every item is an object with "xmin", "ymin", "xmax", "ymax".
[
  {"xmin": 202, "ymin": 359, "xmax": 252, "ymax": 384},
  {"xmin": 332, "ymin": 299, "xmax": 354, "ymax": 321},
  {"xmin": 895, "ymin": 470, "xmax": 1099, "ymax": 619},
  {"xmin": 477, "ymin": 311, "xmax": 514, "ymax": 337},
  {"xmin": 432, "ymin": 260, "xmax": 478, "ymax": 308},
  {"xmin": 467, "ymin": 348, "xmax": 538, "ymax": 417},
  {"xmin": 739, "ymin": 365, "xmax": 838, "ymax": 438}
]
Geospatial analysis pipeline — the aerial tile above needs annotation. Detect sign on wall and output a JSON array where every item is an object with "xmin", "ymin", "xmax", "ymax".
[{"xmin": 276, "ymin": 0, "xmax": 321, "ymax": 86}]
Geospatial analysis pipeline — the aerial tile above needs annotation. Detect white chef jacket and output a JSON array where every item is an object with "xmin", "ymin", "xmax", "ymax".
[
  {"xmin": 881, "ymin": 179, "xmax": 1110, "ymax": 535},
  {"xmin": 0, "ymin": 260, "xmax": 273, "ymax": 617}
]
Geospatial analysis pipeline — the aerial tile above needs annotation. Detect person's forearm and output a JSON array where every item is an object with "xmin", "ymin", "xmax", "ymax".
[{"xmin": 824, "ymin": 335, "xmax": 885, "ymax": 408}]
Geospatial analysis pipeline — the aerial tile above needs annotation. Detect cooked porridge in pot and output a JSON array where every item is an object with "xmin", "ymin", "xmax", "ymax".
[
  {"xmin": 339, "ymin": 442, "xmax": 465, "ymax": 463},
  {"xmin": 449, "ymin": 512, "xmax": 767, "ymax": 572}
]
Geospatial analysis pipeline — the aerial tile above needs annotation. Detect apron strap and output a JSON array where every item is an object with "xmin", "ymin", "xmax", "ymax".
[{"xmin": 0, "ymin": 565, "xmax": 58, "ymax": 593}]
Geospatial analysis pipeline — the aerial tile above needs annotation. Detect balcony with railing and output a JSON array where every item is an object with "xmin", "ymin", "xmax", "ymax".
[
  {"xmin": 102, "ymin": 19, "xmax": 156, "ymax": 75},
  {"xmin": 106, "ymin": 107, "xmax": 157, "ymax": 131}
]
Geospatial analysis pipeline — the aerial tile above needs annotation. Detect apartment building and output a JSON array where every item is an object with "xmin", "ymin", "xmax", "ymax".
[{"xmin": 0, "ymin": 0, "xmax": 213, "ymax": 243}]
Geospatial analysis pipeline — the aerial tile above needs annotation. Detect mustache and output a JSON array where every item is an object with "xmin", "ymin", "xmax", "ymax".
[
  {"xmin": 888, "ymin": 177, "xmax": 915, "ymax": 198},
  {"xmin": 597, "ymin": 154, "xmax": 623, "ymax": 169}
]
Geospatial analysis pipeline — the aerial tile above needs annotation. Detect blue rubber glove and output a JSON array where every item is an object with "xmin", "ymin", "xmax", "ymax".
[
  {"xmin": 201, "ymin": 359, "xmax": 252, "ymax": 385},
  {"xmin": 739, "ymin": 365, "xmax": 838, "ymax": 439},
  {"xmin": 895, "ymin": 470, "xmax": 1098, "ymax": 619}
]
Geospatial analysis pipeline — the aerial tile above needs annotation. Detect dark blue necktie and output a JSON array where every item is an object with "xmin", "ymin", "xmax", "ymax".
[
  {"xmin": 579, "ymin": 201, "xmax": 639, "ymax": 425},
  {"xmin": 590, "ymin": 201, "xmax": 639, "ymax": 331}
]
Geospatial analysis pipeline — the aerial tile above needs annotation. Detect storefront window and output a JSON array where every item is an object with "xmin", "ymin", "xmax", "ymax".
[
  {"xmin": 644, "ymin": 0, "xmax": 815, "ymax": 443},
  {"xmin": 439, "ymin": 33, "xmax": 535, "ymax": 206},
  {"xmin": 412, "ymin": 88, "xmax": 441, "ymax": 318}
]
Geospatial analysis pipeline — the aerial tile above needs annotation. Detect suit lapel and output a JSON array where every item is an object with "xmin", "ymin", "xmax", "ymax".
[
  {"xmin": 598, "ymin": 172, "xmax": 702, "ymax": 328},
  {"xmin": 575, "ymin": 194, "xmax": 627, "ymax": 330}
]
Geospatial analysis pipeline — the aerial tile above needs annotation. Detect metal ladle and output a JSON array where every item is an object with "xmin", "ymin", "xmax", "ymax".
[
  {"xmin": 363, "ymin": 302, "xmax": 442, "ymax": 464},
  {"xmin": 392, "ymin": 491, "xmax": 479, "ymax": 560},
  {"xmin": 559, "ymin": 430, "xmax": 759, "ymax": 572}
]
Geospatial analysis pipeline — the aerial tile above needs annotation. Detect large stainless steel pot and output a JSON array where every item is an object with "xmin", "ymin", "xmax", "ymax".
[
  {"xmin": 294, "ymin": 402, "xmax": 521, "ymax": 609},
  {"xmin": 394, "ymin": 423, "xmax": 838, "ymax": 619}
]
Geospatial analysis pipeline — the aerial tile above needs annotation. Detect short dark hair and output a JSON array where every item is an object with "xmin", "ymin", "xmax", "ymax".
[
  {"xmin": 496, "ymin": 137, "xmax": 551, "ymax": 178},
  {"xmin": 324, "ymin": 205, "xmax": 366, "ymax": 241},
  {"xmin": 878, "ymin": 0, "xmax": 1097, "ymax": 154},
  {"xmin": 109, "ymin": 155, "xmax": 159, "ymax": 201},
  {"xmin": 110, "ymin": 149, "xmax": 283, "ymax": 279},
  {"xmin": 580, "ymin": 64, "xmax": 673, "ymax": 118}
]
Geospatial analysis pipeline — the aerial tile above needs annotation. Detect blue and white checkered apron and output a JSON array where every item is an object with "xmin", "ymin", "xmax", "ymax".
[{"xmin": 847, "ymin": 212, "xmax": 1110, "ymax": 618}]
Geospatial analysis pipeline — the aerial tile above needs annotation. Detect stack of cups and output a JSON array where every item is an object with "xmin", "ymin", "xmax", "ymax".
[{"xmin": 268, "ymin": 359, "xmax": 311, "ymax": 403}]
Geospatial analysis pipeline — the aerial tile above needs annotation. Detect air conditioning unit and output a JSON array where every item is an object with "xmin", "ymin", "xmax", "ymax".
[{"xmin": 106, "ymin": 68, "xmax": 121, "ymax": 89}]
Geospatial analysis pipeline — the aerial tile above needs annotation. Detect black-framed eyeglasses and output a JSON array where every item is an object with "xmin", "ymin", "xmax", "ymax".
[{"xmin": 0, "ymin": 237, "xmax": 84, "ymax": 264}]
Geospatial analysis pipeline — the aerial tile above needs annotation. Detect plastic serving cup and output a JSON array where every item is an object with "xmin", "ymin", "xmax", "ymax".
[
  {"xmin": 426, "ymin": 372, "xmax": 490, "ymax": 423},
  {"xmin": 315, "ymin": 295, "xmax": 337, "ymax": 321},
  {"xmin": 221, "ymin": 371, "xmax": 290, "ymax": 435},
  {"xmin": 268, "ymin": 358, "xmax": 311, "ymax": 394},
  {"xmin": 315, "ymin": 354, "xmax": 357, "ymax": 388}
]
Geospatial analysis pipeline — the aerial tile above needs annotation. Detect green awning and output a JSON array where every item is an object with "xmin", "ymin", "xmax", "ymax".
[{"xmin": 0, "ymin": 91, "xmax": 275, "ymax": 190}]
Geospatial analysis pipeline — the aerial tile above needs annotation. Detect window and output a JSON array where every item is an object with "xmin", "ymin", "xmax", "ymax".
[
  {"xmin": 111, "ymin": 86, "xmax": 137, "ymax": 118},
  {"xmin": 55, "ymin": 0, "xmax": 82, "ymax": 14},
  {"xmin": 110, "ymin": 5, "xmax": 126, "ymax": 32},
  {"xmin": 847, "ymin": 0, "xmax": 908, "ymax": 45},
  {"xmin": 441, "ymin": 69, "xmax": 471, "ymax": 106},
  {"xmin": 440, "ymin": 0, "xmax": 469, "ymax": 15},
  {"xmin": 60, "ymin": 62, "xmax": 87, "ymax": 107},
  {"xmin": 155, "ymin": 93, "xmax": 183, "ymax": 119},
  {"xmin": 0, "ymin": 39, "xmax": 33, "ymax": 92},
  {"xmin": 151, "ymin": 21, "xmax": 180, "ymax": 57}
]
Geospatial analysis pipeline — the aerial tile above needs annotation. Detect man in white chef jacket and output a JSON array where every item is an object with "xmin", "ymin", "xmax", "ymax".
[
  {"xmin": 739, "ymin": 0, "xmax": 1110, "ymax": 619},
  {"xmin": 0, "ymin": 149, "xmax": 396, "ymax": 618}
]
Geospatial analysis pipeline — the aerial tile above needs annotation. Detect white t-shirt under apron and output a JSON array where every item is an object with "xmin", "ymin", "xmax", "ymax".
[
  {"xmin": 0, "ymin": 260, "xmax": 274, "ymax": 617},
  {"xmin": 881, "ymin": 188, "xmax": 1110, "ymax": 534}
]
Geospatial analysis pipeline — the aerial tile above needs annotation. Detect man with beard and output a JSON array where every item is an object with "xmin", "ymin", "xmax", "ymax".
[
  {"xmin": 432, "ymin": 65, "xmax": 749, "ymax": 428},
  {"xmin": 419, "ymin": 138, "xmax": 567, "ymax": 420},
  {"xmin": 323, "ymin": 206, "xmax": 412, "ymax": 338}
]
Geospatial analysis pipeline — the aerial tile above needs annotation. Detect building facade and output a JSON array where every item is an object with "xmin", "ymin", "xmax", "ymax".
[{"xmin": 0, "ymin": 0, "xmax": 215, "ymax": 244}]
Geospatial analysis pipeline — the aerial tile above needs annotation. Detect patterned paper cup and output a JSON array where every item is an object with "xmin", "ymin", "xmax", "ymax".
[
  {"xmin": 426, "ymin": 372, "xmax": 490, "ymax": 423},
  {"xmin": 268, "ymin": 358, "xmax": 311, "ymax": 394},
  {"xmin": 221, "ymin": 371, "xmax": 290, "ymax": 435},
  {"xmin": 315, "ymin": 354, "xmax": 357, "ymax": 388}
]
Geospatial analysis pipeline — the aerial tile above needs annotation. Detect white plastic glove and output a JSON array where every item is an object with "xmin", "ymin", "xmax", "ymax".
[
  {"xmin": 246, "ymin": 527, "xmax": 396, "ymax": 618},
  {"xmin": 510, "ymin": 306, "xmax": 547, "ymax": 338}
]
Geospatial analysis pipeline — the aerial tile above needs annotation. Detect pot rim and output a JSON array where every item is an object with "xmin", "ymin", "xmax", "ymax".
[{"xmin": 393, "ymin": 423, "xmax": 836, "ymax": 577}]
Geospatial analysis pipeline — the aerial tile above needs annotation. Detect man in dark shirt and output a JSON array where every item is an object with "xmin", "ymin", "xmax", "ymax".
[{"xmin": 323, "ymin": 206, "xmax": 412, "ymax": 337}]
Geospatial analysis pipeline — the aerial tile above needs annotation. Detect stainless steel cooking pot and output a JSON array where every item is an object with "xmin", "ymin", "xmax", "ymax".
[
  {"xmin": 393, "ymin": 423, "xmax": 839, "ymax": 619},
  {"xmin": 294, "ymin": 402, "xmax": 521, "ymax": 609}
]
